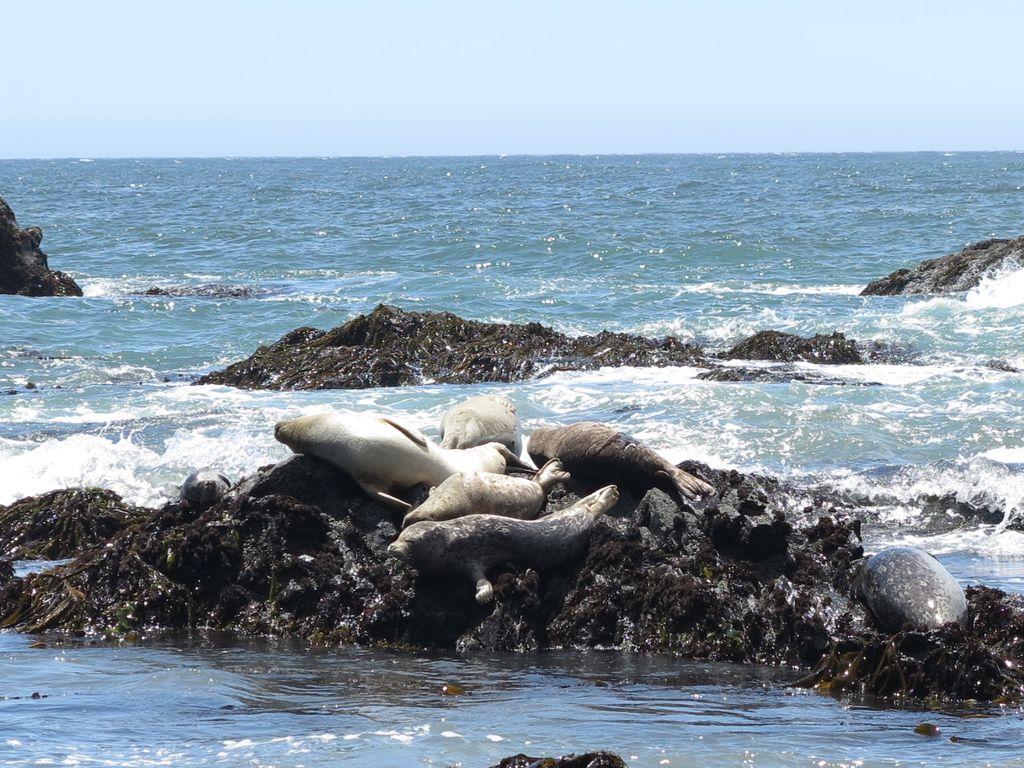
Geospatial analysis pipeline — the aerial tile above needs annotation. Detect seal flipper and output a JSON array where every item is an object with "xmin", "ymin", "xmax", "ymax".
[
  {"xmin": 379, "ymin": 417, "xmax": 430, "ymax": 450},
  {"xmin": 358, "ymin": 481, "xmax": 413, "ymax": 511},
  {"xmin": 474, "ymin": 576, "xmax": 494, "ymax": 604},
  {"xmin": 467, "ymin": 564, "xmax": 494, "ymax": 603},
  {"xmin": 656, "ymin": 468, "xmax": 714, "ymax": 500}
]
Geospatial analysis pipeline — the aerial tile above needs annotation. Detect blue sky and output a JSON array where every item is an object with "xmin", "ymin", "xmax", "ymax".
[{"xmin": 3, "ymin": 1, "xmax": 1021, "ymax": 157}]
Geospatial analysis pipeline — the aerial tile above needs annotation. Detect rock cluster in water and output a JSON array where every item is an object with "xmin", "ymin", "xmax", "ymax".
[
  {"xmin": 0, "ymin": 196, "xmax": 83, "ymax": 297},
  {"xmin": 2, "ymin": 450, "xmax": 1022, "ymax": 704},
  {"xmin": 196, "ymin": 305, "xmax": 896, "ymax": 391},
  {"xmin": 861, "ymin": 236, "xmax": 1024, "ymax": 295}
]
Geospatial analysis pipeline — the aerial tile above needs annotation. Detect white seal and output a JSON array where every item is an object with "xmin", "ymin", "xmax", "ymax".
[{"xmin": 274, "ymin": 411, "xmax": 533, "ymax": 511}]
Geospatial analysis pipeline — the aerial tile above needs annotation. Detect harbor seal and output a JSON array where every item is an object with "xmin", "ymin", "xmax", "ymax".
[
  {"xmin": 274, "ymin": 412, "xmax": 534, "ymax": 511},
  {"xmin": 179, "ymin": 469, "xmax": 231, "ymax": 510},
  {"xmin": 440, "ymin": 395, "xmax": 523, "ymax": 455},
  {"xmin": 527, "ymin": 422, "xmax": 714, "ymax": 500},
  {"xmin": 401, "ymin": 458, "xmax": 570, "ymax": 527},
  {"xmin": 388, "ymin": 484, "xmax": 619, "ymax": 603},
  {"xmin": 854, "ymin": 546, "xmax": 968, "ymax": 632}
]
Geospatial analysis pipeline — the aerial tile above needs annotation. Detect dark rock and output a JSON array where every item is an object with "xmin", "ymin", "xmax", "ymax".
[
  {"xmin": 696, "ymin": 365, "xmax": 878, "ymax": 386},
  {"xmin": 492, "ymin": 752, "xmax": 628, "ymax": 768},
  {"xmin": 0, "ymin": 457, "xmax": 1021, "ymax": 704},
  {"xmin": 721, "ymin": 330, "xmax": 863, "ymax": 365},
  {"xmin": 0, "ymin": 196, "xmax": 82, "ymax": 297},
  {"xmin": 0, "ymin": 488, "xmax": 148, "ymax": 559},
  {"xmin": 861, "ymin": 236, "xmax": 1024, "ymax": 296},
  {"xmin": 143, "ymin": 284, "xmax": 266, "ymax": 298},
  {"xmin": 196, "ymin": 304, "xmax": 706, "ymax": 390}
]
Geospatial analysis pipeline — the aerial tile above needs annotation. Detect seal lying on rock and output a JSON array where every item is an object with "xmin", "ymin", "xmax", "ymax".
[
  {"xmin": 388, "ymin": 484, "xmax": 619, "ymax": 603},
  {"xmin": 274, "ymin": 412, "xmax": 534, "ymax": 511},
  {"xmin": 402, "ymin": 458, "xmax": 570, "ymax": 527},
  {"xmin": 854, "ymin": 546, "xmax": 968, "ymax": 632},
  {"xmin": 179, "ymin": 469, "xmax": 231, "ymax": 510},
  {"xmin": 440, "ymin": 395, "xmax": 523, "ymax": 454},
  {"xmin": 527, "ymin": 422, "xmax": 714, "ymax": 500}
]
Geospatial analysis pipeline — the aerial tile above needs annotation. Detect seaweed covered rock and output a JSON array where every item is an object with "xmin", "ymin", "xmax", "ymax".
[
  {"xmin": 0, "ymin": 196, "xmax": 82, "ymax": 297},
  {"xmin": 861, "ymin": 236, "xmax": 1024, "ymax": 296},
  {"xmin": 195, "ymin": 304, "xmax": 706, "ymax": 390},
  {"xmin": 1, "ymin": 457, "xmax": 1022, "ymax": 704},
  {"xmin": 795, "ymin": 587, "xmax": 1024, "ymax": 702},
  {"xmin": 492, "ymin": 752, "xmax": 628, "ymax": 768},
  {"xmin": 0, "ymin": 488, "xmax": 148, "ymax": 559},
  {"xmin": 720, "ymin": 330, "xmax": 863, "ymax": 365}
]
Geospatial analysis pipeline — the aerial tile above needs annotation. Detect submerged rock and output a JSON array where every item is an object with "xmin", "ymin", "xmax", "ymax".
[
  {"xmin": 0, "ymin": 196, "xmax": 82, "ymax": 297},
  {"xmin": 143, "ymin": 284, "xmax": 267, "ymax": 298},
  {"xmin": 195, "ymin": 304, "xmax": 706, "ymax": 390},
  {"xmin": 861, "ymin": 236, "xmax": 1024, "ymax": 295}
]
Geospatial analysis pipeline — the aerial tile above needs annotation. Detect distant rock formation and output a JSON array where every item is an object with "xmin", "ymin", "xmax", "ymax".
[
  {"xmin": 861, "ymin": 236, "xmax": 1024, "ymax": 296},
  {"xmin": 196, "ymin": 304, "xmax": 706, "ymax": 390},
  {"xmin": 0, "ymin": 196, "xmax": 82, "ymax": 297},
  {"xmin": 720, "ymin": 330, "xmax": 863, "ymax": 365}
]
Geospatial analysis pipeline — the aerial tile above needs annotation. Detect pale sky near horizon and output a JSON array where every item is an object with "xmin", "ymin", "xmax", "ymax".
[{"xmin": 3, "ymin": 0, "xmax": 1021, "ymax": 158}]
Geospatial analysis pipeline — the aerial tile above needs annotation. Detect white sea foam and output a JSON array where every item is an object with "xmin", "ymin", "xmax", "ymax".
[
  {"xmin": 673, "ymin": 282, "xmax": 862, "ymax": 297},
  {"xmin": 0, "ymin": 428, "xmax": 289, "ymax": 508}
]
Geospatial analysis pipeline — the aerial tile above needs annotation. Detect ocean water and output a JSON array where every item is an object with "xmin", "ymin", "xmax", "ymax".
[{"xmin": 2, "ymin": 153, "xmax": 1024, "ymax": 766}]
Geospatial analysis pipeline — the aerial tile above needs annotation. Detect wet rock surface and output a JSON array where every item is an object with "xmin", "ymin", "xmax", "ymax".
[
  {"xmin": 0, "ymin": 196, "xmax": 82, "ymax": 297},
  {"xmin": 0, "ymin": 488, "xmax": 148, "ymax": 559},
  {"xmin": 196, "ymin": 304, "xmax": 706, "ymax": 390},
  {"xmin": 861, "ymin": 236, "xmax": 1024, "ymax": 295},
  {"xmin": 1, "ymin": 456, "xmax": 1021, "ymax": 704},
  {"xmin": 720, "ymin": 330, "xmax": 863, "ymax": 365},
  {"xmin": 196, "ymin": 304, "xmax": 894, "ymax": 390},
  {"xmin": 143, "ymin": 284, "xmax": 268, "ymax": 298},
  {"xmin": 492, "ymin": 751, "xmax": 628, "ymax": 768}
]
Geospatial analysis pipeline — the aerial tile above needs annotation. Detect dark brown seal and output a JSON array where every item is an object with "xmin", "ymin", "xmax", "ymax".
[{"xmin": 527, "ymin": 421, "xmax": 714, "ymax": 500}]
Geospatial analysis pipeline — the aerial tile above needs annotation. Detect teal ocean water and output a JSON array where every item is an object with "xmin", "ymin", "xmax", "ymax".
[{"xmin": 2, "ymin": 154, "xmax": 1024, "ymax": 766}]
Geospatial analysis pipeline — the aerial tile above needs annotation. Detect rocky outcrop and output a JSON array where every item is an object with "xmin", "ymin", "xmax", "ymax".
[
  {"xmin": 861, "ymin": 237, "xmax": 1024, "ymax": 296},
  {"xmin": 197, "ymin": 305, "xmax": 892, "ymax": 391},
  {"xmin": 1, "ymin": 454, "xmax": 1021, "ymax": 703},
  {"xmin": 196, "ymin": 304, "xmax": 706, "ymax": 390},
  {"xmin": 0, "ymin": 488, "xmax": 148, "ymax": 559},
  {"xmin": 0, "ymin": 196, "xmax": 82, "ymax": 297},
  {"xmin": 721, "ymin": 330, "xmax": 863, "ymax": 364},
  {"xmin": 492, "ymin": 752, "xmax": 627, "ymax": 768}
]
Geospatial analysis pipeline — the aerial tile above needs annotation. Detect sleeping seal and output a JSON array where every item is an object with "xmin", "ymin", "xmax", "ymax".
[
  {"xmin": 179, "ymin": 469, "xmax": 231, "ymax": 510},
  {"xmin": 527, "ymin": 422, "xmax": 714, "ymax": 500},
  {"xmin": 388, "ymin": 484, "xmax": 619, "ymax": 603},
  {"xmin": 274, "ymin": 412, "xmax": 533, "ymax": 511},
  {"xmin": 854, "ymin": 546, "xmax": 968, "ymax": 632},
  {"xmin": 401, "ymin": 458, "xmax": 570, "ymax": 527},
  {"xmin": 440, "ymin": 395, "xmax": 523, "ymax": 455}
]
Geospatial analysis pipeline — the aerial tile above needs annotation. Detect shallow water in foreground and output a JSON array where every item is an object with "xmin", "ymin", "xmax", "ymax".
[{"xmin": 3, "ymin": 632, "xmax": 1022, "ymax": 768}]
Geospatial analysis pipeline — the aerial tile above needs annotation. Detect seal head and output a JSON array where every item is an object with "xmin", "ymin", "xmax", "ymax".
[
  {"xmin": 440, "ymin": 395, "xmax": 523, "ymax": 455},
  {"xmin": 854, "ymin": 546, "xmax": 968, "ymax": 632}
]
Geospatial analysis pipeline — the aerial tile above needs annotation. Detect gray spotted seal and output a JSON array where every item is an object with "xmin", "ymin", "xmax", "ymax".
[
  {"xmin": 854, "ymin": 546, "xmax": 968, "ymax": 632},
  {"xmin": 274, "ymin": 412, "xmax": 533, "ymax": 511},
  {"xmin": 527, "ymin": 421, "xmax": 714, "ymax": 500},
  {"xmin": 179, "ymin": 469, "xmax": 231, "ymax": 510},
  {"xmin": 440, "ymin": 395, "xmax": 523, "ymax": 455},
  {"xmin": 388, "ymin": 484, "xmax": 619, "ymax": 603},
  {"xmin": 401, "ymin": 458, "xmax": 570, "ymax": 527}
]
